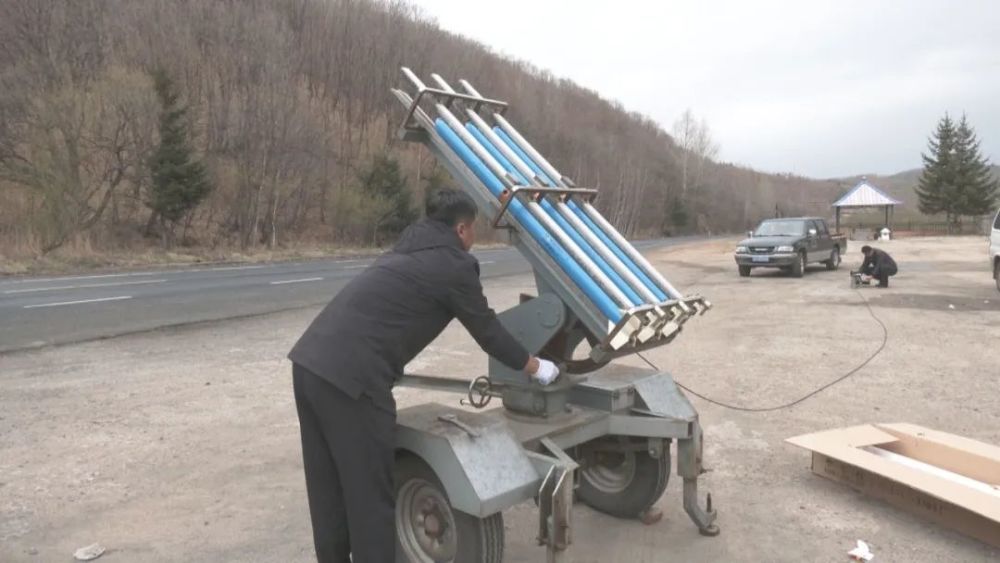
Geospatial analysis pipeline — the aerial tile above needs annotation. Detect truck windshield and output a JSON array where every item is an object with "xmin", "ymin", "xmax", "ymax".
[{"xmin": 755, "ymin": 220, "xmax": 806, "ymax": 237}]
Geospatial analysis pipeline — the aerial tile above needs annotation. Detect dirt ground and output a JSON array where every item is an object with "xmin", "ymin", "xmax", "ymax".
[{"xmin": 2, "ymin": 236, "xmax": 999, "ymax": 562}]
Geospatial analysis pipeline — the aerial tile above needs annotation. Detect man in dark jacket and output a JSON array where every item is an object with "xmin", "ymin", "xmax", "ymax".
[
  {"xmin": 288, "ymin": 189, "xmax": 559, "ymax": 563},
  {"xmin": 860, "ymin": 245, "xmax": 898, "ymax": 288}
]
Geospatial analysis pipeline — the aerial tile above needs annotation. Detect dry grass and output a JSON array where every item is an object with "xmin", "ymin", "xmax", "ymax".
[
  {"xmin": 0, "ymin": 237, "xmax": 512, "ymax": 277},
  {"xmin": 0, "ymin": 244, "xmax": 376, "ymax": 276}
]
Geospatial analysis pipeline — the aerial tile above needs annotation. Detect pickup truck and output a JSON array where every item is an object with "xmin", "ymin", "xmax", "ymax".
[
  {"xmin": 991, "ymin": 208, "xmax": 1000, "ymax": 292},
  {"xmin": 734, "ymin": 217, "xmax": 847, "ymax": 278}
]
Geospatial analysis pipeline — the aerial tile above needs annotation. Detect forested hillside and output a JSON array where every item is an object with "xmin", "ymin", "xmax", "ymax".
[
  {"xmin": 0, "ymin": 0, "xmax": 845, "ymax": 258},
  {"xmin": 845, "ymin": 166, "xmax": 1000, "ymax": 211}
]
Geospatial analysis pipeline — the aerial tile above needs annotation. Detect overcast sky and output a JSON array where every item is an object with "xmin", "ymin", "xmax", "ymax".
[{"xmin": 410, "ymin": 0, "xmax": 1000, "ymax": 179}]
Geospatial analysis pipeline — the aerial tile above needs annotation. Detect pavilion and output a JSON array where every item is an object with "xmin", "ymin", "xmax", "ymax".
[{"xmin": 831, "ymin": 178, "xmax": 902, "ymax": 234}]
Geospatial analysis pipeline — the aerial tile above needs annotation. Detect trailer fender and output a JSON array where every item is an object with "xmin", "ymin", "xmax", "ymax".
[{"xmin": 395, "ymin": 403, "xmax": 540, "ymax": 518}]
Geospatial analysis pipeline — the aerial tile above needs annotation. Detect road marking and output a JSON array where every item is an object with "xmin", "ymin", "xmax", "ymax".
[
  {"xmin": 1, "ymin": 272, "xmax": 157, "ymax": 285},
  {"xmin": 23, "ymin": 295, "xmax": 133, "ymax": 309},
  {"xmin": 270, "ymin": 277, "xmax": 324, "ymax": 285},
  {"xmin": 1, "ymin": 264, "xmax": 270, "ymax": 286},
  {"xmin": 198, "ymin": 265, "xmax": 268, "ymax": 273},
  {"xmin": 4, "ymin": 279, "xmax": 167, "ymax": 294}
]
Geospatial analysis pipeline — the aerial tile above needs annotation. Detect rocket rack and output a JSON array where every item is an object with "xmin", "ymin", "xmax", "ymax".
[
  {"xmin": 393, "ymin": 67, "xmax": 710, "ymax": 360},
  {"xmin": 391, "ymin": 68, "xmax": 718, "ymax": 563}
]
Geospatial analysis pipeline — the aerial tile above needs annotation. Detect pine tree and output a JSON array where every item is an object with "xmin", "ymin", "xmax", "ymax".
[
  {"xmin": 915, "ymin": 114, "xmax": 958, "ymax": 223},
  {"xmin": 953, "ymin": 115, "xmax": 998, "ymax": 217},
  {"xmin": 916, "ymin": 113, "xmax": 999, "ymax": 230},
  {"xmin": 669, "ymin": 197, "xmax": 689, "ymax": 228},
  {"xmin": 360, "ymin": 153, "xmax": 416, "ymax": 244},
  {"xmin": 148, "ymin": 68, "xmax": 211, "ymax": 246},
  {"xmin": 423, "ymin": 165, "xmax": 453, "ymax": 195}
]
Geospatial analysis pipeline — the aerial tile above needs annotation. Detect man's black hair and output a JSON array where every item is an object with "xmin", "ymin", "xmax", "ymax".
[
  {"xmin": 861, "ymin": 245, "xmax": 872, "ymax": 254},
  {"xmin": 426, "ymin": 188, "xmax": 478, "ymax": 226}
]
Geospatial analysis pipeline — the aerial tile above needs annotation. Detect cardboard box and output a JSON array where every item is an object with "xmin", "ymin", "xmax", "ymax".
[{"xmin": 787, "ymin": 423, "xmax": 1000, "ymax": 548}]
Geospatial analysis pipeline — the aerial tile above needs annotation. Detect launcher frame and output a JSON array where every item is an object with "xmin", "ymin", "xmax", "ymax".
[{"xmin": 389, "ymin": 69, "xmax": 719, "ymax": 562}]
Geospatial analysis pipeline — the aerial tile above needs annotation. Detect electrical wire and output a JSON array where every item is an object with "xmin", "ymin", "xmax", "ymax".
[{"xmin": 637, "ymin": 288, "xmax": 889, "ymax": 412}]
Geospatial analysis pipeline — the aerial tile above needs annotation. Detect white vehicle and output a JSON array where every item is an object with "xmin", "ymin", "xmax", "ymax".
[{"xmin": 992, "ymin": 208, "xmax": 1000, "ymax": 292}]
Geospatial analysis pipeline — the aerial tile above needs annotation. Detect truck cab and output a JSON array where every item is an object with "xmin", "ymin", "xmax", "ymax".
[
  {"xmin": 734, "ymin": 217, "xmax": 847, "ymax": 278},
  {"xmin": 991, "ymin": 208, "xmax": 1000, "ymax": 292}
]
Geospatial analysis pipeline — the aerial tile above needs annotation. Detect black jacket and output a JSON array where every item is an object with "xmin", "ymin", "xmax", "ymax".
[
  {"xmin": 862, "ymin": 248, "xmax": 898, "ymax": 277},
  {"xmin": 288, "ymin": 219, "xmax": 529, "ymax": 412}
]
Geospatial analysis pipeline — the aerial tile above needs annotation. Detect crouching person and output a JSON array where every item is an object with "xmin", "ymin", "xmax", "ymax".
[{"xmin": 860, "ymin": 245, "xmax": 897, "ymax": 288}]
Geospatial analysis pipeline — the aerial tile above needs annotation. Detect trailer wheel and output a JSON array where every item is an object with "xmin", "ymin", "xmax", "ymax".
[
  {"xmin": 395, "ymin": 456, "xmax": 504, "ymax": 563},
  {"xmin": 577, "ymin": 439, "xmax": 670, "ymax": 519}
]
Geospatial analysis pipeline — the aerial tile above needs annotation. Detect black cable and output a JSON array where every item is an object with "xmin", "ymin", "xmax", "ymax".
[{"xmin": 637, "ymin": 288, "xmax": 889, "ymax": 412}]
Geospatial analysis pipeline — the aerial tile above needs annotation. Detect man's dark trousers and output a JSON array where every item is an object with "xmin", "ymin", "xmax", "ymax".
[
  {"xmin": 293, "ymin": 364, "xmax": 396, "ymax": 563},
  {"xmin": 867, "ymin": 263, "xmax": 897, "ymax": 287}
]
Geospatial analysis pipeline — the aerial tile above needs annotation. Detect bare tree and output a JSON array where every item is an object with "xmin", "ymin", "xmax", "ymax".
[
  {"xmin": 671, "ymin": 109, "xmax": 719, "ymax": 200},
  {"xmin": 0, "ymin": 0, "xmax": 850, "ymax": 259}
]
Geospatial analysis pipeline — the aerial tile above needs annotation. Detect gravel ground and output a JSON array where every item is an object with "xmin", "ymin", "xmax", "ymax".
[{"xmin": 1, "ymin": 236, "xmax": 998, "ymax": 562}]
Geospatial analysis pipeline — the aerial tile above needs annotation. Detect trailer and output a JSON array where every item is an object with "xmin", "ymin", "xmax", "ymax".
[{"xmin": 390, "ymin": 68, "xmax": 719, "ymax": 562}]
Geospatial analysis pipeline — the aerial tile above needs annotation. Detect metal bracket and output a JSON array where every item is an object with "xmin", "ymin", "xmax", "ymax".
[
  {"xmin": 683, "ymin": 478, "xmax": 720, "ymax": 536},
  {"xmin": 677, "ymin": 420, "xmax": 720, "ymax": 536},
  {"xmin": 532, "ymin": 438, "xmax": 577, "ymax": 562},
  {"xmin": 491, "ymin": 186, "xmax": 599, "ymax": 229},
  {"xmin": 398, "ymin": 67, "xmax": 508, "ymax": 133},
  {"xmin": 647, "ymin": 437, "xmax": 666, "ymax": 459}
]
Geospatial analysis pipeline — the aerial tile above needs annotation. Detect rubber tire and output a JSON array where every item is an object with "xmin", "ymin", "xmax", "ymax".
[
  {"xmin": 791, "ymin": 251, "xmax": 805, "ymax": 278},
  {"xmin": 577, "ymin": 443, "xmax": 670, "ymax": 519},
  {"xmin": 394, "ymin": 456, "xmax": 504, "ymax": 563},
  {"xmin": 738, "ymin": 265, "xmax": 751, "ymax": 277},
  {"xmin": 995, "ymin": 260, "xmax": 1000, "ymax": 293},
  {"xmin": 825, "ymin": 246, "xmax": 841, "ymax": 270}
]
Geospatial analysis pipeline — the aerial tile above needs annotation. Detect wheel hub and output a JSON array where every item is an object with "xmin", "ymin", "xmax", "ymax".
[
  {"xmin": 583, "ymin": 450, "xmax": 637, "ymax": 494},
  {"xmin": 421, "ymin": 508, "xmax": 444, "ymax": 538},
  {"xmin": 398, "ymin": 479, "xmax": 458, "ymax": 562}
]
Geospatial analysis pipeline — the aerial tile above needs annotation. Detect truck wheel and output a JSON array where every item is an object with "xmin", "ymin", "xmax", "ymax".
[
  {"xmin": 738, "ymin": 265, "xmax": 751, "ymax": 277},
  {"xmin": 395, "ymin": 455, "xmax": 504, "ymax": 563},
  {"xmin": 577, "ymin": 438, "xmax": 670, "ymax": 519},
  {"xmin": 791, "ymin": 251, "xmax": 805, "ymax": 278},
  {"xmin": 995, "ymin": 260, "xmax": 1000, "ymax": 293},
  {"xmin": 825, "ymin": 247, "xmax": 841, "ymax": 270}
]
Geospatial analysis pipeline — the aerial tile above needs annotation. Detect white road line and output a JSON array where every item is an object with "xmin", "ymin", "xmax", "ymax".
[
  {"xmin": 2, "ymin": 272, "xmax": 157, "ymax": 285},
  {"xmin": 197, "ymin": 265, "xmax": 268, "ymax": 273},
  {"xmin": 2, "ymin": 264, "xmax": 270, "ymax": 287},
  {"xmin": 269, "ymin": 277, "xmax": 324, "ymax": 285},
  {"xmin": 23, "ymin": 295, "xmax": 133, "ymax": 309},
  {"xmin": 4, "ymin": 279, "xmax": 167, "ymax": 294}
]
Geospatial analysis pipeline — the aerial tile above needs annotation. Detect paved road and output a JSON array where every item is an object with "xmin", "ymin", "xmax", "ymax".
[{"xmin": 0, "ymin": 238, "xmax": 701, "ymax": 353}]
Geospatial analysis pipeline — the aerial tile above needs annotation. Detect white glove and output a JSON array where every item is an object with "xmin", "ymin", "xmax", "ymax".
[{"xmin": 531, "ymin": 359, "xmax": 560, "ymax": 385}]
